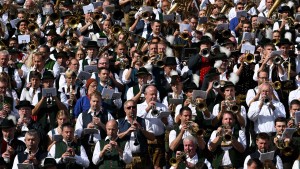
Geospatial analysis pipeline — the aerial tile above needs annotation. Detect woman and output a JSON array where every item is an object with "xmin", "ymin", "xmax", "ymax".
[{"xmin": 47, "ymin": 110, "xmax": 70, "ymax": 142}]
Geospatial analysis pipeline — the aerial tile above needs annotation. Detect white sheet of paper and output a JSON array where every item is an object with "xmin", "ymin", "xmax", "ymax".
[
  {"xmin": 97, "ymin": 38, "xmax": 108, "ymax": 47},
  {"xmin": 101, "ymin": 88, "xmax": 114, "ymax": 99},
  {"xmin": 198, "ymin": 17, "xmax": 208, "ymax": 24},
  {"xmin": 112, "ymin": 92, "xmax": 122, "ymax": 99},
  {"xmin": 83, "ymin": 4, "xmax": 95, "ymax": 14},
  {"xmin": 270, "ymin": 50, "xmax": 283, "ymax": 57},
  {"xmin": 10, "ymin": 18, "xmax": 20, "ymax": 29},
  {"xmin": 83, "ymin": 128, "xmax": 99, "ymax": 135},
  {"xmin": 18, "ymin": 35, "xmax": 30, "ymax": 44},
  {"xmin": 93, "ymin": 1, "xmax": 103, "ymax": 8},
  {"xmin": 42, "ymin": 88, "xmax": 57, "ymax": 97},
  {"xmin": 179, "ymin": 23, "xmax": 191, "ymax": 33},
  {"xmin": 242, "ymin": 32, "xmax": 254, "ymax": 42},
  {"xmin": 77, "ymin": 71, "xmax": 92, "ymax": 80},
  {"xmin": 157, "ymin": 111, "xmax": 170, "ymax": 118},
  {"xmin": 163, "ymin": 14, "xmax": 174, "ymax": 21},
  {"xmin": 104, "ymin": 5, "xmax": 115, "ymax": 13},
  {"xmin": 259, "ymin": 151, "xmax": 275, "ymax": 162},
  {"xmin": 241, "ymin": 44, "xmax": 255, "ymax": 54},
  {"xmin": 18, "ymin": 163, "xmax": 34, "ymax": 169},
  {"xmin": 257, "ymin": 16, "xmax": 267, "ymax": 23},
  {"xmin": 192, "ymin": 90, "xmax": 207, "ymax": 100},
  {"xmin": 84, "ymin": 65, "xmax": 98, "ymax": 73},
  {"xmin": 282, "ymin": 128, "xmax": 296, "ymax": 139},
  {"xmin": 236, "ymin": 10, "xmax": 247, "ymax": 18},
  {"xmin": 169, "ymin": 98, "xmax": 183, "ymax": 105},
  {"xmin": 42, "ymin": 7, "xmax": 53, "ymax": 15},
  {"xmin": 295, "ymin": 111, "xmax": 300, "ymax": 125},
  {"xmin": 296, "ymin": 14, "xmax": 300, "ymax": 22}
]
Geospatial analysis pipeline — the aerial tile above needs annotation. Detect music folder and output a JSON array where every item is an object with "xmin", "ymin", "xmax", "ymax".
[
  {"xmin": 18, "ymin": 164, "xmax": 34, "ymax": 169},
  {"xmin": 83, "ymin": 128, "xmax": 99, "ymax": 135}
]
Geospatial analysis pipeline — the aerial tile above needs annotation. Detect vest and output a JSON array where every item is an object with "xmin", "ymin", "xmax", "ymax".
[
  {"xmin": 235, "ymin": 63, "xmax": 256, "ymax": 95},
  {"xmin": 118, "ymin": 117, "xmax": 148, "ymax": 153},
  {"xmin": 54, "ymin": 141, "xmax": 82, "ymax": 169},
  {"xmin": 212, "ymin": 128, "xmax": 243, "ymax": 168},
  {"xmin": 173, "ymin": 124, "xmax": 184, "ymax": 153},
  {"xmin": 45, "ymin": 59, "xmax": 56, "ymax": 71},
  {"xmin": 98, "ymin": 139, "xmax": 126, "ymax": 169},
  {"xmin": 17, "ymin": 150, "xmax": 47, "ymax": 164},
  {"xmin": 81, "ymin": 59, "xmax": 89, "ymax": 71},
  {"xmin": 82, "ymin": 110, "xmax": 109, "ymax": 140}
]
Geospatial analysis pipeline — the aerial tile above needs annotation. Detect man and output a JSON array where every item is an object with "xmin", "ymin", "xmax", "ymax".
[
  {"xmin": 136, "ymin": 85, "xmax": 173, "ymax": 168},
  {"xmin": 39, "ymin": 45, "xmax": 57, "ymax": 76},
  {"xmin": 273, "ymin": 117, "xmax": 299, "ymax": 168},
  {"xmin": 147, "ymin": 20, "xmax": 162, "ymax": 41},
  {"xmin": 79, "ymin": 41, "xmax": 99, "ymax": 72},
  {"xmin": 0, "ymin": 50, "xmax": 22, "ymax": 90},
  {"xmin": 212, "ymin": 81, "xmax": 247, "ymax": 129},
  {"xmin": 20, "ymin": 71, "xmax": 41, "ymax": 103},
  {"xmin": 169, "ymin": 107, "xmax": 206, "ymax": 152},
  {"xmin": 0, "ymin": 119, "xmax": 26, "ymax": 168},
  {"xmin": 243, "ymin": 133, "xmax": 283, "ymax": 169},
  {"xmin": 48, "ymin": 123, "xmax": 90, "ymax": 168},
  {"xmin": 50, "ymin": 36, "xmax": 66, "ymax": 61},
  {"xmin": 170, "ymin": 136, "xmax": 212, "ymax": 169},
  {"xmin": 92, "ymin": 120, "xmax": 127, "ymax": 168},
  {"xmin": 0, "ymin": 76, "xmax": 16, "ymax": 118},
  {"xmin": 12, "ymin": 130, "xmax": 48, "ymax": 169},
  {"xmin": 25, "ymin": 52, "xmax": 47, "ymax": 83},
  {"xmin": 208, "ymin": 111, "xmax": 246, "ymax": 168},
  {"xmin": 118, "ymin": 100, "xmax": 155, "ymax": 169},
  {"xmin": 129, "ymin": 7, "xmax": 152, "ymax": 38},
  {"xmin": 248, "ymin": 82, "xmax": 286, "ymax": 134}
]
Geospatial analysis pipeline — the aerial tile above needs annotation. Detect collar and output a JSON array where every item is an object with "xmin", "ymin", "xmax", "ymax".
[
  {"xmin": 105, "ymin": 136, "xmax": 118, "ymax": 141},
  {"xmin": 88, "ymin": 108, "xmax": 100, "ymax": 115},
  {"xmin": 25, "ymin": 148, "xmax": 39, "ymax": 155}
]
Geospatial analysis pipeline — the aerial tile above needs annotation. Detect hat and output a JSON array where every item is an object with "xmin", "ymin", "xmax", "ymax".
[
  {"xmin": 219, "ymin": 39, "xmax": 235, "ymax": 46},
  {"xmin": 1, "ymin": 119, "xmax": 15, "ymax": 129},
  {"xmin": 278, "ymin": 6, "xmax": 290, "ymax": 13},
  {"xmin": 55, "ymin": 51, "xmax": 69, "ymax": 59},
  {"xmin": 15, "ymin": 100, "xmax": 35, "ymax": 110},
  {"xmin": 276, "ymin": 38, "xmax": 293, "ymax": 46},
  {"xmin": 41, "ymin": 71, "xmax": 55, "ymax": 80},
  {"xmin": 199, "ymin": 36, "xmax": 214, "ymax": 46},
  {"xmin": 136, "ymin": 67, "xmax": 150, "ymax": 76},
  {"xmin": 204, "ymin": 68, "xmax": 220, "ymax": 80},
  {"xmin": 164, "ymin": 57, "xmax": 177, "ymax": 66},
  {"xmin": 183, "ymin": 82, "xmax": 197, "ymax": 92},
  {"xmin": 86, "ymin": 79, "xmax": 97, "ymax": 89},
  {"xmin": 85, "ymin": 41, "xmax": 99, "ymax": 48},
  {"xmin": 43, "ymin": 158, "xmax": 57, "ymax": 168},
  {"xmin": 212, "ymin": 53, "xmax": 228, "ymax": 61},
  {"xmin": 45, "ymin": 29, "xmax": 57, "ymax": 36},
  {"xmin": 16, "ymin": 19, "xmax": 30, "ymax": 28},
  {"xmin": 53, "ymin": 36, "xmax": 67, "ymax": 46},
  {"xmin": 61, "ymin": 11, "xmax": 72, "ymax": 19},
  {"xmin": 170, "ymin": 75, "xmax": 181, "ymax": 85},
  {"xmin": 8, "ymin": 48, "xmax": 20, "ymax": 54},
  {"xmin": 222, "ymin": 81, "xmax": 235, "ymax": 89},
  {"xmin": 257, "ymin": 38, "xmax": 272, "ymax": 47}
]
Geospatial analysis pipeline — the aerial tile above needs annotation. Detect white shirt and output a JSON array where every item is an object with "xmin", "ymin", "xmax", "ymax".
[
  {"xmin": 59, "ymin": 85, "xmax": 86, "ymax": 108},
  {"xmin": 253, "ymin": 63, "xmax": 287, "ymax": 82},
  {"xmin": 289, "ymin": 87, "xmax": 300, "ymax": 104},
  {"xmin": 208, "ymin": 129, "xmax": 246, "ymax": 166},
  {"xmin": 248, "ymin": 100, "xmax": 286, "ymax": 133},
  {"xmin": 137, "ymin": 101, "xmax": 173, "ymax": 135},
  {"xmin": 245, "ymin": 87, "xmax": 280, "ymax": 107},
  {"xmin": 273, "ymin": 19, "xmax": 290, "ymax": 31},
  {"xmin": 169, "ymin": 125, "xmax": 193, "ymax": 147},
  {"xmin": 169, "ymin": 153, "xmax": 212, "ymax": 169},
  {"xmin": 48, "ymin": 139, "xmax": 90, "ymax": 168},
  {"xmin": 75, "ymin": 108, "xmax": 114, "ymax": 138},
  {"xmin": 20, "ymin": 87, "xmax": 41, "ymax": 104},
  {"xmin": 0, "ymin": 67, "xmax": 22, "ymax": 89},
  {"xmin": 244, "ymin": 152, "xmax": 283, "ymax": 169},
  {"xmin": 117, "ymin": 117, "xmax": 154, "ymax": 153},
  {"xmin": 12, "ymin": 148, "xmax": 44, "ymax": 169}
]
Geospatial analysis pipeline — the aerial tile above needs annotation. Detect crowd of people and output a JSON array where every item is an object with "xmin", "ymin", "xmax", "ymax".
[{"xmin": 0, "ymin": 0, "xmax": 300, "ymax": 168}]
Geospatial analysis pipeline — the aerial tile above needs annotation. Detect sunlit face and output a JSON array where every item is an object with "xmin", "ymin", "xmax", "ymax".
[
  {"xmin": 290, "ymin": 104, "xmax": 300, "ymax": 118},
  {"xmin": 99, "ymin": 69, "xmax": 110, "ymax": 82},
  {"xmin": 183, "ymin": 139, "xmax": 196, "ymax": 157},
  {"xmin": 275, "ymin": 121, "xmax": 286, "ymax": 134},
  {"xmin": 180, "ymin": 110, "xmax": 192, "ymax": 123},
  {"xmin": 0, "ymin": 82, "xmax": 6, "ymax": 95},
  {"xmin": 260, "ymin": 84, "xmax": 272, "ymax": 98},
  {"xmin": 256, "ymin": 138, "xmax": 269, "ymax": 152},
  {"xmin": 224, "ymin": 87, "xmax": 235, "ymax": 98},
  {"xmin": 25, "ymin": 135, "xmax": 39, "ymax": 150},
  {"xmin": 222, "ymin": 113, "xmax": 234, "ymax": 126},
  {"xmin": 88, "ymin": 81, "xmax": 97, "ymax": 94},
  {"xmin": 242, "ymin": 23, "xmax": 251, "ymax": 32},
  {"xmin": 98, "ymin": 58, "xmax": 109, "ymax": 69},
  {"xmin": 69, "ymin": 59, "xmax": 79, "ymax": 72},
  {"xmin": 0, "ymin": 54, "xmax": 8, "ymax": 67},
  {"xmin": 106, "ymin": 122, "xmax": 118, "ymax": 137},
  {"xmin": 62, "ymin": 126, "xmax": 74, "ymax": 142},
  {"xmin": 151, "ymin": 22, "xmax": 161, "ymax": 34},
  {"xmin": 57, "ymin": 115, "xmax": 69, "ymax": 126},
  {"xmin": 90, "ymin": 95, "xmax": 101, "ymax": 110},
  {"xmin": 145, "ymin": 86, "xmax": 157, "ymax": 103},
  {"xmin": 124, "ymin": 101, "xmax": 137, "ymax": 117}
]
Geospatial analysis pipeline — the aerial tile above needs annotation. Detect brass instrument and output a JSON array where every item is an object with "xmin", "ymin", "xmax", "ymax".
[
  {"xmin": 169, "ymin": 152, "xmax": 186, "ymax": 167},
  {"xmin": 224, "ymin": 96, "xmax": 240, "ymax": 114},
  {"xmin": 46, "ymin": 93, "xmax": 53, "ymax": 107},
  {"xmin": 69, "ymin": 37, "xmax": 80, "ymax": 48},
  {"xmin": 135, "ymin": 35, "xmax": 147, "ymax": 52},
  {"xmin": 151, "ymin": 98, "xmax": 160, "ymax": 116},
  {"xmin": 263, "ymin": 97, "xmax": 270, "ymax": 104},
  {"xmin": 179, "ymin": 32, "xmax": 189, "ymax": 40},
  {"xmin": 285, "ymin": 17, "xmax": 295, "ymax": 27},
  {"xmin": 28, "ymin": 22, "xmax": 39, "ymax": 34},
  {"xmin": 111, "ymin": 25, "xmax": 122, "ymax": 36},
  {"xmin": 273, "ymin": 55, "xmax": 283, "ymax": 65},
  {"xmin": 0, "ymin": 41, "xmax": 7, "ymax": 51},
  {"xmin": 267, "ymin": 0, "xmax": 282, "ymax": 19},
  {"xmin": 68, "ymin": 16, "xmax": 80, "ymax": 29},
  {"xmin": 93, "ymin": 12, "xmax": 102, "ymax": 20},
  {"xmin": 244, "ymin": 51, "xmax": 255, "ymax": 64},
  {"xmin": 213, "ymin": 80, "xmax": 225, "ymax": 89},
  {"xmin": 275, "ymin": 134, "xmax": 294, "ymax": 156},
  {"xmin": 244, "ymin": 1, "xmax": 257, "ymax": 11},
  {"xmin": 131, "ymin": 113, "xmax": 140, "ymax": 146},
  {"xmin": 194, "ymin": 98, "xmax": 207, "ymax": 112},
  {"xmin": 220, "ymin": 0, "xmax": 235, "ymax": 14},
  {"xmin": 272, "ymin": 81, "xmax": 281, "ymax": 90},
  {"xmin": 167, "ymin": 0, "xmax": 192, "ymax": 15},
  {"xmin": 186, "ymin": 121, "xmax": 205, "ymax": 136},
  {"xmin": 141, "ymin": 55, "xmax": 149, "ymax": 64},
  {"xmin": 221, "ymin": 125, "xmax": 233, "ymax": 147},
  {"xmin": 0, "ymin": 3, "xmax": 8, "ymax": 16},
  {"xmin": 200, "ymin": 48, "xmax": 210, "ymax": 57}
]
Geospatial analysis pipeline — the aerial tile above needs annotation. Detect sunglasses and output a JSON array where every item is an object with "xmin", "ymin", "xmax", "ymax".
[{"xmin": 126, "ymin": 106, "xmax": 136, "ymax": 109}]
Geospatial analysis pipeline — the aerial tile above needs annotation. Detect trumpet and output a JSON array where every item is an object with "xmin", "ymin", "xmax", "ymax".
[
  {"xmin": 68, "ymin": 86, "xmax": 74, "ymax": 117},
  {"xmin": 272, "ymin": 81, "xmax": 281, "ymax": 90},
  {"xmin": 179, "ymin": 32, "xmax": 189, "ymax": 40},
  {"xmin": 275, "ymin": 134, "xmax": 294, "ymax": 156},
  {"xmin": 151, "ymin": 98, "xmax": 160, "ymax": 116},
  {"xmin": 28, "ymin": 22, "xmax": 39, "ymax": 34},
  {"xmin": 93, "ymin": 12, "xmax": 103, "ymax": 20},
  {"xmin": 68, "ymin": 16, "xmax": 80, "ymax": 29},
  {"xmin": 224, "ymin": 97, "xmax": 240, "ymax": 114},
  {"xmin": 200, "ymin": 48, "xmax": 210, "ymax": 57},
  {"xmin": 222, "ymin": 125, "xmax": 232, "ymax": 142},
  {"xmin": 186, "ymin": 121, "xmax": 205, "ymax": 136},
  {"xmin": 69, "ymin": 37, "xmax": 80, "ymax": 48},
  {"xmin": 88, "ymin": 108, "xmax": 97, "ymax": 146},
  {"xmin": 273, "ymin": 55, "xmax": 282, "ymax": 65},
  {"xmin": 213, "ymin": 80, "xmax": 225, "ymax": 89},
  {"xmin": 244, "ymin": 52, "xmax": 255, "ymax": 64},
  {"xmin": 27, "ymin": 40, "xmax": 38, "ymax": 51},
  {"xmin": 169, "ymin": 152, "xmax": 186, "ymax": 167},
  {"xmin": 194, "ymin": 98, "xmax": 207, "ymax": 111},
  {"xmin": 131, "ymin": 113, "xmax": 140, "ymax": 146}
]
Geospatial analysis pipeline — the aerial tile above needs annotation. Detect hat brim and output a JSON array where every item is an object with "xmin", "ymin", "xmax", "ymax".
[{"xmin": 15, "ymin": 104, "xmax": 35, "ymax": 110}]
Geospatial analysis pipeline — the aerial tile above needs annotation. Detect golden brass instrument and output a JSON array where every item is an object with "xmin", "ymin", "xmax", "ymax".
[
  {"xmin": 220, "ymin": 0, "xmax": 235, "ymax": 14},
  {"xmin": 186, "ymin": 121, "xmax": 205, "ymax": 136},
  {"xmin": 244, "ymin": 51, "xmax": 255, "ymax": 64},
  {"xmin": 273, "ymin": 55, "xmax": 283, "ymax": 65},
  {"xmin": 244, "ymin": 1, "xmax": 257, "ymax": 11},
  {"xmin": 135, "ymin": 35, "xmax": 147, "ymax": 52},
  {"xmin": 93, "ymin": 12, "xmax": 102, "ymax": 20},
  {"xmin": 169, "ymin": 152, "xmax": 186, "ymax": 167},
  {"xmin": 69, "ymin": 37, "xmax": 80, "ymax": 48},
  {"xmin": 272, "ymin": 81, "xmax": 281, "ymax": 90},
  {"xmin": 0, "ymin": 41, "xmax": 7, "ymax": 51},
  {"xmin": 28, "ymin": 22, "xmax": 39, "ymax": 34},
  {"xmin": 119, "ymin": 54, "xmax": 128, "ymax": 70},
  {"xmin": 68, "ymin": 16, "xmax": 80, "ymax": 29},
  {"xmin": 111, "ymin": 25, "xmax": 122, "ymax": 35},
  {"xmin": 267, "ymin": 0, "xmax": 282, "ymax": 19},
  {"xmin": 221, "ymin": 125, "xmax": 233, "ymax": 146},
  {"xmin": 151, "ymin": 98, "xmax": 160, "ymax": 116},
  {"xmin": 141, "ymin": 55, "xmax": 149, "ymax": 64},
  {"xmin": 194, "ymin": 98, "xmax": 207, "ymax": 112},
  {"xmin": 27, "ymin": 40, "xmax": 38, "ymax": 51},
  {"xmin": 212, "ymin": 80, "xmax": 225, "ymax": 89},
  {"xmin": 275, "ymin": 134, "xmax": 294, "ymax": 156},
  {"xmin": 179, "ymin": 32, "xmax": 189, "ymax": 40},
  {"xmin": 224, "ymin": 96, "xmax": 240, "ymax": 114},
  {"xmin": 200, "ymin": 48, "xmax": 210, "ymax": 57},
  {"xmin": 289, "ymin": 117, "xmax": 300, "ymax": 135},
  {"xmin": 0, "ymin": 3, "xmax": 8, "ymax": 16}
]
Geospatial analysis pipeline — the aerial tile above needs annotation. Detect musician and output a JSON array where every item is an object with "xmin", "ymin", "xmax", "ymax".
[
  {"xmin": 243, "ymin": 132, "xmax": 283, "ymax": 169},
  {"xmin": 273, "ymin": 117, "xmax": 298, "ymax": 168},
  {"xmin": 39, "ymin": 45, "xmax": 57, "ymax": 73},
  {"xmin": 49, "ymin": 36, "xmax": 66, "ymax": 61},
  {"xmin": 48, "ymin": 122, "xmax": 90, "ymax": 168},
  {"xmin": 287, "ymin": 100, "xmax": 300, "ymax": 129},
  {"xmin": 169, "ymin": 107, "xmax": 206, "ymax": 152},
  {"xmin": 78, "ymin": 11, "xmax": 101, "ymax": 37},
  {"xmin": 162, "ymin": 75, "xmax": 185, "ymax": 110},
  {"xmin": 118, "ymin": 100, "xmax": 155, "ymax": 169},
  {"xmin": 0, "ymin": 76, "xmax": 16, "ymax": 118},
  {"xmin": 92, "ymin": 119, "xmax": 127, "ymax": 168},
  {"xmin": 0, "ymin": 50, "xmax": 22, "ymax": 90},
  {"xmin": 32, "ymin": 70, "xmax": 68, "ymax": 131},
  {"xmin": 12, "ymin": 130, "xmax": 48, "ymax": 169},
  {"xmin": 248, "ymin": 82, "xmax": 286, "ymax": 134},
  {"xmin": 229, "ymin": 2, "xmax": 248, "ymax": 37},
  {"xmin": 126, "ymin": 67, "xmax": 151, "ymax": 103},
  {"xmin": 211, "ymin": 81, "xmax": 247, "ymax": 129},
  {"xmin": 79, "ymin": 41, "xmax": 99, "ymax": 72},
  {"xmin": 147, "ymin": 20, "xmax": 163, "ymax": 41},
  {"xmin": 208, "ymin": 111, "xmax": 246, "ymax": 169},
  {"xmin": 0, "ymin": 118, "xmax": 26, "ymax": 168},
  {"xmin": 129, "ymin": 7, "xmax": 153, "ymax": 38},
  {"xmin": 246, "ymin": 158, "xmax": 263, "ymax": 169},
  {"xmin": 170, "ymin": 136, "xmax": 212, "ymax": 169},
  {"xmin": 137, "ymin": 85, "xmax": 173, "ymax": 168},
  {"xmin": 57, "ymin": 58, "xmax": 80, "ymax": 89},
  {"xmin": 273, "ymin": 6, "xmax": 294, "ymax": 34},
  {"xmin": 20, "ymin": 71, "xmax": 41, "ymax": 103},
  {"xmin": 47, "ymin": 110, "xmax": 70, "ymax": 144},
  {"xmin": 246, "ymin": 70, "xmax": 280, "ymax": 107}
]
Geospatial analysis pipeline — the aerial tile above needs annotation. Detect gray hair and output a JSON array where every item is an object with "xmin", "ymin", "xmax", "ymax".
[
  {"xmin": 0, "ymin": 50, "xmax": 9, "ymax": 56},
  {"xmin": 183, "ymin": 135, "xmax": 197, "ymax": 145}
]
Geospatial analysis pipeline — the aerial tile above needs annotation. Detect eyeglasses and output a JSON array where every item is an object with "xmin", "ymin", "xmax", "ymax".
[{"xmin": 126, "ymin": 106, "xmax": 136, "ymax": 109}]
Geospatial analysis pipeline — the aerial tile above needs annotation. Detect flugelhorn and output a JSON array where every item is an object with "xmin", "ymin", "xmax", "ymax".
[
  {"xmin": 272, "ymin": 81, "xmax": 281, "ymax": 90},
  {"xmin": 68, "ymin": 16, "xmax": 80, "ymax": 29},
  {"xmin": 179, "ymin": 32, "xmax": 189, "ymax": 40},
  {"xmin": 186, "ymin": 121, "xmax": 205, "ymax": 136},
  {"xmin": 200, "ymin": 48, "xmax": 210, "ymax": 57},
  {"xmin": 244, "ymin": 51, "xmax": 255, "ymax": 63},
  {"xmin": 213, "ymin": 80, "xmax": 225, "ymax": 89},
  {"xmin": 169, "ymin": 152, "xmax": 186, "ymax": 167},
  {"xmin": 273, "ymin": 55, "xmax": 283, "ymax": 65},
  {"xmin": 28, "ymin": 22, "xmax": 39, "ymax": 34}
]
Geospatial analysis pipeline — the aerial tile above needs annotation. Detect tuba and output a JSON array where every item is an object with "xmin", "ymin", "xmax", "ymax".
[
  {"xmin": 267, "ymin": 0, "xmax": 283, "ymax": 19},
  {"xmin": 220, "ymin": 0, "xmax": 235, "ymax": 14}
]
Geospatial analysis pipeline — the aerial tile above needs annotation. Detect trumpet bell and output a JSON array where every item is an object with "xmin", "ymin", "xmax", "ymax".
[
  {"xmin": 28, "ymin": 22, "xmax": 39, "ymax": 33},
  {"xmin": 245, "ymin": 53, "xmax": 254, "ymax": 63},
  {"xmin": 68, "ymin": 16, "xmax": 80, "ymax": 29},
  {"xmin": 273, "ymin": 55, "xmax": 282, "ymax": 65},
  {"xmin": 0, "ymin": 41, "xmax": 7, "ymax": 51},
  {"xmin": 69, "ymin": 37, "xmax": 80, "ymax": 48},
  {"xmin": 272, "ymin": 81, "xmax": 281, "ymax": 90},
  {"xmin": 179, "ymin": 32, "xmax": 189, "ymax": 41}
]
